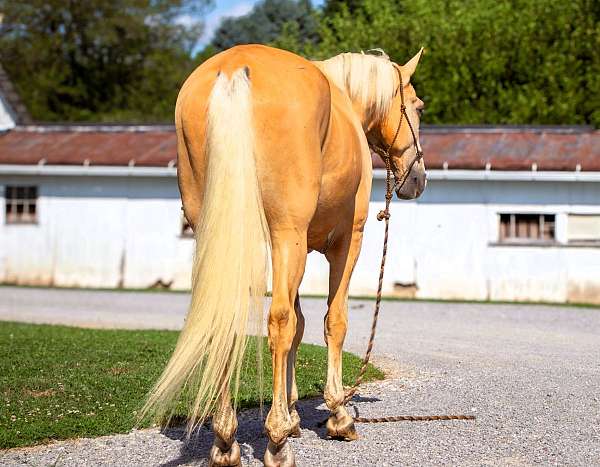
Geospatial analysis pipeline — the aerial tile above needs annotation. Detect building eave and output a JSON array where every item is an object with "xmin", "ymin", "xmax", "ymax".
[
  {"xmin": 0, "ymin": 164, "xmax": 176, "ymax": 177},
  {"xmin": 373, "ymin": 169, "xmax": 600, "ymax": 182},
  {"xmin": 0, "ymin": 164, "xmax": 599, "ymax": 182}
]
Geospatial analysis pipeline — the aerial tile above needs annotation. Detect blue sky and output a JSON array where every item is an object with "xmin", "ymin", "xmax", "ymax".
[{"xmin": 200, "ymin": 0, "xmax": 324, "ymax": 46}]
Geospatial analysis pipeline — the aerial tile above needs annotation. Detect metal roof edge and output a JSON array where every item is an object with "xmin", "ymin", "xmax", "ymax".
[
  {"xmin": 12, "ymin": 124, "xmax": 175, "ymax": 133},
  {"xmin": 0, "ymin": 164, "xmax": 177, "ymax": 177},
  {"xmin": 373, "ymin": 169, "xmax": 600, "ymax": 182},
  {"xmin": 420, "ymin": 124, "xmax": 596, "ymax": 134},
  {"xmin": 4, "ymin": 124, "xmax": 595, "ymax": 135},
  {"xmin": 1, "ymin": 165, "xmax": 598, "ymax": 182}
]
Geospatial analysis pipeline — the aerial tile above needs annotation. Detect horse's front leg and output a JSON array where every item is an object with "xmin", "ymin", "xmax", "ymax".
[
  {"xmin": 323, "ymin": 229, "xmax": 363, "ymax": 441},
  {"xmin": 209, "ymin": 388, "xmax": 241, "ymax": 467},
  {"xmin": 287, "ymin": 294, "xmax": 305, "ymax": 438},
  {"xmin": 264, "ymin": 230, "xmax": 307, "ymax": 467}
]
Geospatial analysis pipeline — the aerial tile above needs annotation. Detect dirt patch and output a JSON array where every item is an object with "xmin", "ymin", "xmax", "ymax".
[
  {"xmin": 568, "ymin": 281, "xmax": 600, "ymax": 305},
  {"xmin": 22, "ymin": 388, "xmax": 57, "ymax": 398},
  {"xmin": 107, "ymin": 366, "xmax": 130, "ymax": 375}
]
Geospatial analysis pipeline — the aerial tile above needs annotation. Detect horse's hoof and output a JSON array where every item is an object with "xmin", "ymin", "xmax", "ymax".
[
  {"xmin": 208, "ymin": 439, "xmax": 241, "ymax": 467},
  {"xmin": 326, "ymin": 412, "xmax": 359, "ymax": 441},
  {"xmin": 289, "ymin": 409, "xmax": 301, "ymax": 438},
  {"xmin": 264, "ymin": 440, "xmax": 296, "ymax": 467}
]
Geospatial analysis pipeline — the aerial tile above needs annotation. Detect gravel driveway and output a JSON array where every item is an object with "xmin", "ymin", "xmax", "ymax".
[{"xmin": 1, "ymin": 286, "xmax": 599, "ymax": 466}]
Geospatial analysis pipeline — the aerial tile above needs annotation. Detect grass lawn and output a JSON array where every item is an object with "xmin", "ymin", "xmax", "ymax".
[{"xmin": 0, "ymin": 322, "xmax": 383, "ymax": 449}]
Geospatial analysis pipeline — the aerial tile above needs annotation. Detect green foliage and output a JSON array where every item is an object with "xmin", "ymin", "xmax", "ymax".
[
  {"xmin": 211, "ymin": 0, "xmax": 319, "ymax": 52},
  {"xmin": 3, "ymin": 0, "xmax": 598, "ymax": 125},
  {"xmin": 273, "ymin": 0, "xmax": 600, "ymax": 126},
  {"xmin": 322, "ymin": 0, "xmax": 363, "ymax": 16},
  {"xmin": 0, "ymin": 321, "xmax": 383, "ymax": 448},
  {"xmin": 0, "ymin": 0, "xmax": 210, "ymax": 122}
]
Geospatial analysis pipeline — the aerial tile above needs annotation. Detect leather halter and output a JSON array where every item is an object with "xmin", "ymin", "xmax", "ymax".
[{"xmin": 368, "ymin": 65, "xmax": 424, "ymax": 195}]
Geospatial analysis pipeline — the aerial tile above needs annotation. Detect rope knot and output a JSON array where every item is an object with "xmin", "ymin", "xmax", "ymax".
[
  {"xmin": 377, "ymin": 210, "xmax": 390, "ymax": 221},
  {"xmin": 400, "ymin": 104, "xmax": 406, "ymax": 112}
]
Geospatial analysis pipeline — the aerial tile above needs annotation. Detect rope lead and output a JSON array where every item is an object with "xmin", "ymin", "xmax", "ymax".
[{"xmin": 342, "ymin": 66, "xmax": 475, "ymax": 425}]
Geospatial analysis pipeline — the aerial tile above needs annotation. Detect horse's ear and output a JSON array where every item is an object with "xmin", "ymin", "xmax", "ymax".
[{"xmin": 401, "ymin": 48, "xmax": 424, "ymax": 84}]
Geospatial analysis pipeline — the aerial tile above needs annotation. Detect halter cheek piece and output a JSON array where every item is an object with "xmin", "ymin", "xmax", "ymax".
[{"xmin": 369, "ymin": 65, "xmax": 424, "ymax": 199}]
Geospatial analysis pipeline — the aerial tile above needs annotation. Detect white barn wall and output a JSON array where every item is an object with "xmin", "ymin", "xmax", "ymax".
[
  {"xmin": 303, "ymin": 178, "xmax": 600, "ymax": 303},
  {"xmin": 1, "ymin": 173, "xmax": 599, "ymax": 303},
  {"xmin": 367, "ymin": 179, "xmax": 600, "ymax": 302},
  {"xmin": 0, "ymin": 175, "xmax": 194, "ymax": 289}
]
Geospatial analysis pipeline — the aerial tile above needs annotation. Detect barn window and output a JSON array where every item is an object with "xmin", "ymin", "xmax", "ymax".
[
  {"xmin": 567, "ymin": 214, "xmax": 600, "ymax": 245},
  {"xmin": 5, "ymin": 185, "xmax": 38, "ymax": 224},
  {"xmin": 499, "ymin": 213, "xmax": 555, "ymax": 243}
]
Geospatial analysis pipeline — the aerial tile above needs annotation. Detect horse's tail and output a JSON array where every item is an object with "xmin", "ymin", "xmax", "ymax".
[{"xmin": 141, "ymin": 67, "xmax": 270, "ymax": 434}]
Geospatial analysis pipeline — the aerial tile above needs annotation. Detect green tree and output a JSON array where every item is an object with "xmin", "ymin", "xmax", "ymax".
[
  {"xmin": 276, "ymin": 0, "xmax": 600, "ymax": 127},
  {"xmin": 0, "ymin": 0, "xmax": 211, "ymax": 122},
  {"xmin": 321, "ymin": 0, "xmax": 363, "ymax": 16},
  {"xmin": 211, "ymin": 0, "xmax": 319, "ymax": 52}
]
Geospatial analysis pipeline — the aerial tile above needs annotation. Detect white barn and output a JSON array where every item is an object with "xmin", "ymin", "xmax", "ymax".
[{"xmin": 1, "ymin": 78, "xmax": 599, "ymax": 304}]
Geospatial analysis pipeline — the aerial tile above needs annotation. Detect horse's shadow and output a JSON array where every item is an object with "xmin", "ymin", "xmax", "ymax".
[{"xmin": 158, "ymin": 394, "xmax": 381, "ymax": 466}]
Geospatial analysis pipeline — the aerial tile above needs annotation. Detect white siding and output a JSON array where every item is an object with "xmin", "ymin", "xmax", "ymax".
[
  {"xmin": 1, "ymin": 173, "xmax": 599, "ymax": 304},
  {"xmin": 0, "ymin": 176, "xmax": 193, "ymax": 289},
  {"xmin": 308, "ymin": 178, "xmax": 600, "ymax": 304},
  {"xmin": 0, "ymin": 95, "xmax": 16, "ymax": 131}
]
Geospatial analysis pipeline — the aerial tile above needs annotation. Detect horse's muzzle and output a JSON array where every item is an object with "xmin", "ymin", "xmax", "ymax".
[{"xmin": 395, "ymin": 172, "xmax": 426, "ymax": 200}]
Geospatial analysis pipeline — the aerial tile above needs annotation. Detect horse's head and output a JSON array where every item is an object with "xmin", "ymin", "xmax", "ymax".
[{"xmin": 368, "ymin": 49, "xmax": 426, "ymax": 200}]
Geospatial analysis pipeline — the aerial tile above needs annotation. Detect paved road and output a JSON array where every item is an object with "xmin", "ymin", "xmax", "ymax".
[{"xmin": 1, "ymin": 286, "xmax": 600, "ymax": 466}]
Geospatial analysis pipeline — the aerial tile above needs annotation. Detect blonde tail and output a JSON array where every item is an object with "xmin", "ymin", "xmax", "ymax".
[{"xmin": 141, "ymin": 67, "xmax": 270, "ymax": 433}]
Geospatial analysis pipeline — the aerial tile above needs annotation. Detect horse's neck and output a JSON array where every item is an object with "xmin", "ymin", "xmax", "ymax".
[{"xmin": 313, "ymin": 60, "xmax": 374, "ymax": 130}]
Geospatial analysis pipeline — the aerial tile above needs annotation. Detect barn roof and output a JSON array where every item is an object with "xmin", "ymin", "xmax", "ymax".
[{"xmin": 0, "ymin": 124, "xmax": 599, "ymax": 172}]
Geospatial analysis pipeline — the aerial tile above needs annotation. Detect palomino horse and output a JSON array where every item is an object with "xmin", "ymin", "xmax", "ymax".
[{"xmin": 143, "ymin": 44, "xmax": 425, "ymax": 466}]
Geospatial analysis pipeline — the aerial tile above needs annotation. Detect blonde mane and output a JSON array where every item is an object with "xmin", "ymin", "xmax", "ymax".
[{"xmin": 315, "ymin": 51, "xmax": 397, "ymax": 121}]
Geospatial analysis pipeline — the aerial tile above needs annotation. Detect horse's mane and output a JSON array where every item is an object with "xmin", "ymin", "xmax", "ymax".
[{"xmin": 314, "ymin": 50, "xmax": 397, "ymax": 121}]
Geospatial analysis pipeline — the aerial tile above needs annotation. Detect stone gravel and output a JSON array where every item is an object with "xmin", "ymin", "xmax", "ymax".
[{"xmin": 1, "ymin": 286, "xmax": 599, "ymax": 466}]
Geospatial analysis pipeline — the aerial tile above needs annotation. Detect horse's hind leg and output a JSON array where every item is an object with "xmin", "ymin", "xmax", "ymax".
[
  {"xmin": 264, "ymin": 230, "xmax": 307, "ymax": 467},
  {"xmin": 323, "ymin": 229, "xmax": 363, "ymax": 441},
  {"xmin": 287, "ymin": 294, "xmax": 305, "ymax": 438},
  {"xmin": 209, "ymin": 388, "xmax": 241, "ymax": 467}
]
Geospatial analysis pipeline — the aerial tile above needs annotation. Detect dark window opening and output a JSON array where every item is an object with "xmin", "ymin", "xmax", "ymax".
[
  {"xmin": 499, "ymin": 213, "xmax": 555, "ymax": 243},
  {"xmin": 5, "ymin": 185, "xmax": 38, "ymax": 224}
]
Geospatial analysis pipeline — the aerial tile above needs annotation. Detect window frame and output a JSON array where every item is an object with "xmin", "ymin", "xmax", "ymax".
[
  {"xmin": 566, "ymin": 213, "xmax": 600, "ymax": 246},
  {"xmin": 497, "ymin": 212, "xmax": 557, "ymax": 245},
  {"xmin": 4, "ymin": 185, "xmax": 39, "ymax": 225}
]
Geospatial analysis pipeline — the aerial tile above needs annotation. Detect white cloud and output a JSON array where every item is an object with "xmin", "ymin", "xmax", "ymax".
[
  {"xmin": 174, "ymin": 13, "xmax": 197, "ymax": 28},
  {"xmin": 201, "ymin": 1, "xmax": 254, "ymax": 45}
]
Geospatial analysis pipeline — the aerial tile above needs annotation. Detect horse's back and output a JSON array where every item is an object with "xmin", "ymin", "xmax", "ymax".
[{"xmin": 178, "ymin": 44, "xmax": 331, "ymax": 150}]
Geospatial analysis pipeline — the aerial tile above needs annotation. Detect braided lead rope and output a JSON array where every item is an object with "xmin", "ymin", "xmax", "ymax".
[
  {"xmin": 342, "ymin": 66, "xmax": 475, "ymax": 424},
  {"xmin": 351, "ymin": 401, "xmax": 475, "ymax": 423},
  {"xmin": 354, "ymin": 414, "xmax": 476, "ymax": 423},
  {"xmin": 342, "ymin": 157, "xmax": 393, "ymax": 406},
  {"xmin": 342, "ymin": 66, "xmax": 406, "ymax": 406}
]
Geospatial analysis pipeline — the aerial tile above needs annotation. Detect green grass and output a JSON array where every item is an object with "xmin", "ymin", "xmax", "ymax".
[{"xmin": 0, "ymin": 322, "xmax": 383, "ymax": 449}]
